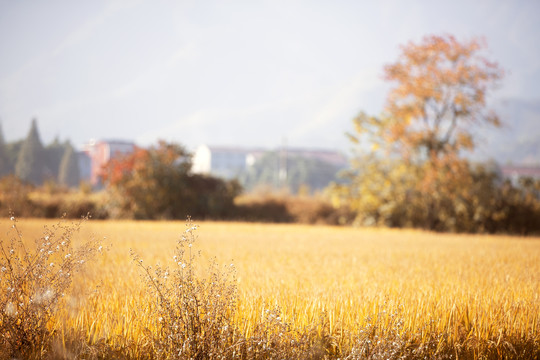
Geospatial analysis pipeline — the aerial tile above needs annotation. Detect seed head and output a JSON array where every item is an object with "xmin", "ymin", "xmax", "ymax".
[{"xmin": 5, "ymin": 302, "xmax": 16, "ymax": 317}]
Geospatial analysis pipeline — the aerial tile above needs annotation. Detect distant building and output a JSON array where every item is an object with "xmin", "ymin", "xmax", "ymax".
[
  {"xmin": 77, "ymin": 151, "xmax": 92, "ymax": 182},
  {"xmin": 192, "ymin": 144, "xmax": 348, "ymax": 191},
  {"xmin": 192, "ymin": 145, "xmax": 266, "ymax": 179},
  {"xmin": 82, "ymin": 139, "xmax": 136, "ymax": 186},
  {"xmin": 284, "ymin": 148, "xmax": 348, "ymax": 168},
  {"xmin": 500, "ymin": 164, "xmax": 540, "ymax": 184}
]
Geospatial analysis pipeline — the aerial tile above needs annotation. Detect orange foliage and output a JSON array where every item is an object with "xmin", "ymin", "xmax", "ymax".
[
  {"xmin": 383, "ymin": 34, "xmax": 503, "ymax": 160},
  {"xmin": 101, "ymin": 147, "xmax": 148, "ymax": 186},
  {"xmin": 335, "ymin": 35, "xmax": 526, "ymax": 232}
]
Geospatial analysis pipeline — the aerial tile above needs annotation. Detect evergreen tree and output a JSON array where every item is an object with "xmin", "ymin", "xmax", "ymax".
[
  {"xmin": 15, "ymin": 119, "xmax": 46, "ymax": 185},
  {"xmin": 58, "ymin": 142, "xmax": 80, "ymax": 188},
  {"xmin": 5, "ymin": 140, "xmax": 23, "ymax": 174},
  {"xmin": 46, "ymin": 137, "xmax": 68, "ymax": 178},
  {"xmin": 0, "ymin": 121, "xmax": 9, "ymax": 176}
]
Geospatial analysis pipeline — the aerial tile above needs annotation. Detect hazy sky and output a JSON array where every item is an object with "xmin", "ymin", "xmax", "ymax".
[{"xmin": 1, "ymin": 0, "xmax": 539, "ymax": 152}]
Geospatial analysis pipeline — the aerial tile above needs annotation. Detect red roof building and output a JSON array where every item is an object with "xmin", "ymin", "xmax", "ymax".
[{"xmin": 82, "ymin": 140, "xmax": 136, "ymax": 186}]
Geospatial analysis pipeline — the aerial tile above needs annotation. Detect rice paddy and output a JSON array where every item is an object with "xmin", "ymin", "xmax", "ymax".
[{"xmin": 2, "ymin": 218, "xmax": 540, "ymax": 358}]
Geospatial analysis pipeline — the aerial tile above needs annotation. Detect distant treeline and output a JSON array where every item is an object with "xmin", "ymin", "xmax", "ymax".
[
  {"xmin": 1, "ymin": 120, "xmax": 345, "ymax": 194},
  {"xmin": 1, "ymin": 120, "xmax": 540, "ymax": 235},
  {"xmin": 0, "ymin": 119, "xmax": 81, "ymax": 188},
  {"xmin": 0, "ymin": 123, "xmax": 350, "ymax": 225}
]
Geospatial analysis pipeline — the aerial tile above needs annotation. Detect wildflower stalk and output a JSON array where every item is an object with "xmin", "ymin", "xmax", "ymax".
[
  {"xmin": 0, "ymin": 214, "xmax": 102, "ymax": 359},
  {"xmin": 132, "ymin": 218, "xmax": 238, "ymax": 359}
]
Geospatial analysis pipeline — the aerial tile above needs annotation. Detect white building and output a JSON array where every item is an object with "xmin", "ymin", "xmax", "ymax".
[
  {"xmin": 192, "ymin": 145, "xmax": 265, "ymax": 179},
  {"xmin": 500, "ymin": 164, "xmax": 540, "ymax": 185},
  {"xmin": 192, "ymin": 144, "xmax": 348, "ymax": 181}
]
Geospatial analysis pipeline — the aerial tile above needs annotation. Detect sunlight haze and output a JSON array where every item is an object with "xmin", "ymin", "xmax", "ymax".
[{"xmin": 1, "ymin": 0, "xmax": 538, "ymax": 154}]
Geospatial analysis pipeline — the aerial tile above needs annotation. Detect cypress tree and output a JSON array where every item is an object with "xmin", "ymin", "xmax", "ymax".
[
  {"xmin": 5, "ymin": 140, "xmax": 23, "ymax": 174},
  {"xmin": 58, "ymin": 143, "xmax": 80, "ymax": 188},
  {"xmin": 15, "ymin": 118, "xmax": 46, "ymax": 185},
  {"xmin": 46, "ymin": 137, "xmax": 68, "ymax": 178},
  {"xmin": 0, "ymin": 121, "xmax": 8, "ymax": 176}
]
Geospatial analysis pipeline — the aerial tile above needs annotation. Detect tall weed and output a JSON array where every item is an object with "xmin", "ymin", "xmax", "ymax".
[
  {"xmin": 0, "ymin": 215, "xmax": 102, "ymax": 359},
  {"xmin": 131, "ymin": 218, "xmax": 238, "ymax": 359}
]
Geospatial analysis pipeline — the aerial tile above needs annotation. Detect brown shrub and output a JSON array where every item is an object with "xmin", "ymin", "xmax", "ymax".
[{"xmin": 0, "ymin": 216, "xmax": 102, "ymax": 359}]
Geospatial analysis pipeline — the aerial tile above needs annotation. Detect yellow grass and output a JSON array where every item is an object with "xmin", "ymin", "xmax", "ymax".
[{"xmin": 3, "ymin": 218, "xmax": 540, "ymax": 357}]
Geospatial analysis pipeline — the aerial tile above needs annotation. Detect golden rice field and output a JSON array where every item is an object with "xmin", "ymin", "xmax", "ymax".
[{"xmin": 2, "ymin": 218, "xmax": 540, "ymax": 359}]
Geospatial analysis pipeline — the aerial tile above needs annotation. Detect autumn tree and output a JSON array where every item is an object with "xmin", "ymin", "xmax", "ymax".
[
  {"xmin": 331, "ymin": 34, "xmax": 506, "ymax": 232},
  {"xmin": 383, "ymin": 34, "xmax": 503, "ymax": 159},
  {"xmin": 102, "ymin": 141, "xmax": 190, "ymax": 219},
  {"xmin": 102, "ymin": 141, "xmax": 240, "ymax": 220}
]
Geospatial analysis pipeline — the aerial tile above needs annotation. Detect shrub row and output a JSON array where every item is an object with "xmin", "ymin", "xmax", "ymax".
[
  {"xmin": 2, "ymin": 172, "xmax": 540, "ymax": 234},
  {"xmin": 234, "ymin": 193, "xmax": 354, "ymax": 225},
  {"xmin": 0, "ymin": 175, "xmax": 351, "ymax": 225},
  {"xmin": 0, "ymin": 175, "xmax": 108, "ymax": 219}
]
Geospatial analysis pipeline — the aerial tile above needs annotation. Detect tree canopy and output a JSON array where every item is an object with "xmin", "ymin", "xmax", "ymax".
[
  {"xmin": 360, "ymin": 34, "xmax": 504, "ymax": 161},
  {"xmin": 331, "ymin": 34, "xmax": 518, "ymax": 232},
  {"xmin": 102, "ymin": 140, "xmax": 240, "ymax": 220}
]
